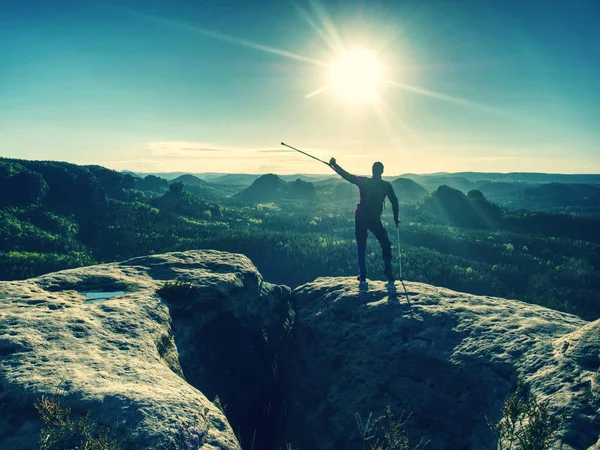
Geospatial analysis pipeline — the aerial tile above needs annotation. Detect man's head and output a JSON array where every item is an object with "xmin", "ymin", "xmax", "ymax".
[{"xmin": 372, "ymin": 161, "xmax": 384, "ymax": 178}]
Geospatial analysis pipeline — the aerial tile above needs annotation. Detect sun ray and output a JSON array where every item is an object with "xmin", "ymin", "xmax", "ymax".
[
  {"xmin": 109, "ymin": 5, "xmax": 327, "ymax": 67},
  {"xmin": 383, "ymin": 80, "xmax": 515, "ymax": 117},
  {"xmin": 305, "ymin": 86, "xmax": 329, "ymax": 99},
  {"xmin": 292, "ymin": 2, "xmax": 342, "ymax": 53},
  {"xmin": 371, "ymin": 102, "xmax": 398, "ymax": 136},
  {"xmin": 370, "ymin": 102, "xmax": 420, "ymax": 158},
  {"xmin": 373, "ymin": 102, "xmax": 422, "ymax": 148},
  {"xmin": 307, "ymin": 0, "xmax": 346, "ymax": 53}
]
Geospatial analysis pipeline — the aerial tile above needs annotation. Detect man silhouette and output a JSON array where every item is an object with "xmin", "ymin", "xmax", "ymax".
[{"xmin": 329, "ymin": 158, "xmax": 399, "ymax": 282}]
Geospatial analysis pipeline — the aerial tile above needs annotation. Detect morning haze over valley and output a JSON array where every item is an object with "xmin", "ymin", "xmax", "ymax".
[{"xmin": 1, "ymin": 0, "xmax": 599, "ymax": 449}]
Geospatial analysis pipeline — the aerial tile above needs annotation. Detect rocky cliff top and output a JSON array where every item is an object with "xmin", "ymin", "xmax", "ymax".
[
  {"xmin": 1, "ymin": 251, "xmax": 598, "ymax": 449},
  {"xmin": 0, "ymin": 250, "xmax": 289, "ymax": 449},
  {"xmin": 290, "ymin": 278, "xmax": 599, "ymax": 449}
]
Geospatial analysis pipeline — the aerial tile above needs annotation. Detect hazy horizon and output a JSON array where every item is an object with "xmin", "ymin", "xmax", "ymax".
[
  {"xmin": 2, "ymin": 0, "xmax": 599, "ymax": 174},
  {"xmin": 3, "ymin": 154, "xmax": 600, "ymax": 177},
  {"xmin": 126, "ymin": 168, "xmax": 600, "ymax": 177}
]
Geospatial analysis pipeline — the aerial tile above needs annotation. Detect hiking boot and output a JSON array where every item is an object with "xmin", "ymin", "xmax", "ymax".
[
  {"xmin": 357, "ymin": 274, "xmax": 367, "ymax": 283},
  {"xmin": 383, "ymin": 268, "xmax": 395, "ymax": 282}
]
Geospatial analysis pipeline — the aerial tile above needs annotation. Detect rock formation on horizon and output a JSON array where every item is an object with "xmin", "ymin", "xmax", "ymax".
[
  {"xmin": 232, "ymin": 174, "xmax": 318, "ymax": 203},
  {"xmin": 0, "ymin": 251, "xmax": 598, "ymax": 449},
  {"xmin": 390, "ymin": 177, "xmax": 429, "ymax": 202},
  {"xmin": 232, "ymin": 173, "xmax": 289, "ymax": 203}
]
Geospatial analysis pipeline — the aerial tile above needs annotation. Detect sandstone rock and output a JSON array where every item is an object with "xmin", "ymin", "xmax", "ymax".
[
  {"xmin": 1, "ymin": 251, "xmax": 598, "ymax": 450},
  {"xmin": 0, "ymin": 250, "xmax": 291, "ymax": 450},
  {"xmin": 288, "ymin": 278, "xmax": 600, "ymax": 450}
]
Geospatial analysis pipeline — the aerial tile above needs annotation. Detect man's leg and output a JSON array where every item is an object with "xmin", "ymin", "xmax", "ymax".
[
  {"xmin": 355, "ymin": 214, "xmax": 368, "ymax": 279},
  {"xmin": 369, "ymin": 219, "xmax": 393, "ymax": 279}
]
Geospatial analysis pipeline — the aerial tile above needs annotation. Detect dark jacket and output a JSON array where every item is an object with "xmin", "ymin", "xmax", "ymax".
[{"xmin": 331, "ymin": 162, "xmax": 399, "ymax": 220}]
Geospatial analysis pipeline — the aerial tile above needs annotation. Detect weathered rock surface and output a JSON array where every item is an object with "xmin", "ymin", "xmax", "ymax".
[
  {"xmin": 288, "ymin": 278, "xmax": 600, "ymax": 450},
  {"xmin": 1, "ymin": 251, "xmax": 598, "ymax": 450},
  {"xmin": 0, "ymin": 250, "xmax": 292, "ymax": 449}
]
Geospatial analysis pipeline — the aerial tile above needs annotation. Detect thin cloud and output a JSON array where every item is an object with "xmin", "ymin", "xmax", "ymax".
[
  {"xmin": 257, "ymin": 164, "xmax": 285, "ymax": 171},
  {"xmin": 149, "ymin": 141, "xmax": 283, "ymax": 155},
  {"xmin": 345, "ymin": 154, "xmax": 371, "ymax": 159},
  {"xmin": 181, "ymin": 148, "xmax": 222, "ymax": 152},
  {"xmin": 258, "ymin": 149, "xmax": 294, "ymax": 153},
  {"xmin": 450, "ymin": 156, "xmax": 524, "ymax": 161}
]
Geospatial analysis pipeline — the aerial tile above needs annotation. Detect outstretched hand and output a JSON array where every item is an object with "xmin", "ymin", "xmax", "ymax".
[
  {"xmin": 394, "ymin": 217, "xmax": 400, "ymax": 227},
  {"xmin": 329, "ymin": 157, "xmax": 336, "ymax": 166}
]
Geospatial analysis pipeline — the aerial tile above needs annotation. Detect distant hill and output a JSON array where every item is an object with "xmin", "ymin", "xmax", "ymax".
[
  {"xmin": 0, "ymin": 160, "xmax": 51, "ymax": 207},
  {"xmin": 121, "ymin": 170, "xmax": 141, "ymax": 178},
  {"xmin": 287, "ymin": 178, "xmax": 317, "ymax": 201},
  {"xmin": 0, "ymin": 158, "xmax": 127, "ymax": 210},
  {"xmin": 400, "ymin": 172, "xmax": 600, "ymax": 186},
  {"xmin": 514, "ymin": 183, "xmax": 600, "ymax": 215},
  {"xmin": 473, "ymin": 181, "xmax": 533, "ymax": 208},
  {"xmin": 402, "ymin": 174, "xmax": 476, "ymax": 193},
  {"xmin": 520, "ymin": 182, "xmax": 600, "ymax": 203},
  {"xmin": 151, "ymin": 183, "xmax": 219, "ymax": 218},
  {"xmin": 464, "ymin": 172, "xmax": 600, "ymax": 185},
  {"xmin": 476, "ymin": 181, "xmax": 530, "ymax": 201},
  {"xmin": 0, "ymin": 157, "xmax": 236, "ymax": 209},
  {"xmin": 422, "ymin": 185, "xmax": 503, "ymax": 229},
  {"xmin": 171, "ymin": 174, "xmax": 209, "ymax": 187},
  {"xmin": 473, "ymin": 181, "xmax": 600, "ymax": 216},
  {"xmin": 332, "ymin": 182, "xmax": 358, "ymax": 202},
  {"xmin": 279, "ymin": 174, "xmax": 331, "ymax": 183},
  {"xmin": 112, "ymin": 167, "xmax": 600, "ymax": 217},
  {"xmin": 390, "ymin": 177, "xmax": 429, "ymax": 202},
  {"xmin": 170, "ymin": 174, "xmax": 235, "ymax": 201},
  {"xmin": 131, "ymin": 170, "xmax": 600, "ymax": 186},
  {"xmin": 311, "ymin": 176, "xmax": 429, "ymax": 204},
  {"xmin": 136, "ymin": 175, "xmax": 169, "ymax": 195},
  {"xmin": 312, "ymin": 178, "xmax": 357, "ymax": 204},
  {"xmin": 233, "ymin": 174, "xmax": 318, "ymax": 203},
  {"xmin": 312, "ymin": 176, "xmax": 429, "ymax": 204},
  {"xmin": 207, "ymin": 173, "xmax": 331, "ymax": 187},
  {"xmin": 130, "ymin": 172, "xmax": 192, "ymax": 181},
  {"xmin": 210, "ymin": 174, "xmax": 261, "ymax": 187},
  {"xmin": 233, "ymin": 174, "xmax": 289, "ymax": 203},
  {"xmin": 314, "ymin": 177, "xmax": 343, "ymax": 186}
]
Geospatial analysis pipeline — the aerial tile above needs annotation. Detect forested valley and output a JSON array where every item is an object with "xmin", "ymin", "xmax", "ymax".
[{"xmin": 1, "ymin": 157, "xmax": 598, "ymax": 320}]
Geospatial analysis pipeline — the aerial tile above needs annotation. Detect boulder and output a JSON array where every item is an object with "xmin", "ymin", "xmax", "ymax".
[
  {"xmin": 288, "ymin": 278, "xmax": 599, "ymax": 450},
  {"xmin": 0, "ymin": 250, "xmax": 292, "ymax": 449},
  {"xmin": 1, "ymin": 252, "xmax": 598, "ymax": 449}
]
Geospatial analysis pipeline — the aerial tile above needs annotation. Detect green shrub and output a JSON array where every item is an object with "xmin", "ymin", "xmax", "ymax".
[
  {"xmin": 35, "ymin": 396, "xmax": 124, "ymax": 450},
  {"xmin": 36, "ymin": 394, "xmax": 209, "ymax": 450},
  {"xmin": 356, "ymin": 406, "xmax": 428, "ymax": 450},
  {"xmin": 487, "ymin": 381, "xmax": 559, "ymax": 450}
]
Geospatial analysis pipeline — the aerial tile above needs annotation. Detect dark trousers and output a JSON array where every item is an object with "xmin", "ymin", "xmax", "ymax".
[{"xmin": 355, "ymin": 212, "xmax": 392, "ymax": 276}]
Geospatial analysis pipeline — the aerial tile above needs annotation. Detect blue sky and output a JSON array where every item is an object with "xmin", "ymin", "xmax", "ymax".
[{"xmin": 1, "ymin": 0, "xmax": 599, "ymax": 175}]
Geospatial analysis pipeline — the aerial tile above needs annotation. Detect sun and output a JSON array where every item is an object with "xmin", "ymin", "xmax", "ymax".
[{"xmin": 330, "ymin": 48, "xmax": 385, "ymax": 103}]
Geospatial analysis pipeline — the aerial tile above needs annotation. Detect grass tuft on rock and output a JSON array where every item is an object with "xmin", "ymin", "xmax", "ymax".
[
  {"xmin": 36, "ymin": 394, "xmax": 210, "ymax": 450},
  {"xmin": 356, "ymin": 406, "xmax": 428, "ymax": 450},
  {"xmin": 36, "ymin": 396, "xmax": 125, "ymax": 450},
  {"xmin": 487, "ymin": 380, "xmax": 560, "ymax": 450}
]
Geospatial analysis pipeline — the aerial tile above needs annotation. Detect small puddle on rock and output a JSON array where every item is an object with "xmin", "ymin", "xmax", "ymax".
[{"xmin": 81, "ymin": 291, "xmax": 126, "ymax": 302}]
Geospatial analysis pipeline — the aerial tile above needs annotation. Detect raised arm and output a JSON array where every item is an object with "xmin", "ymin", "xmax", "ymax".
[
  {"xmin": 387, "ymin": 182, "xmax": 400, "ymax": 225},
  {"xmin": 329, "ymin": 158, "xmax": 361, "ymax": 185}
]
